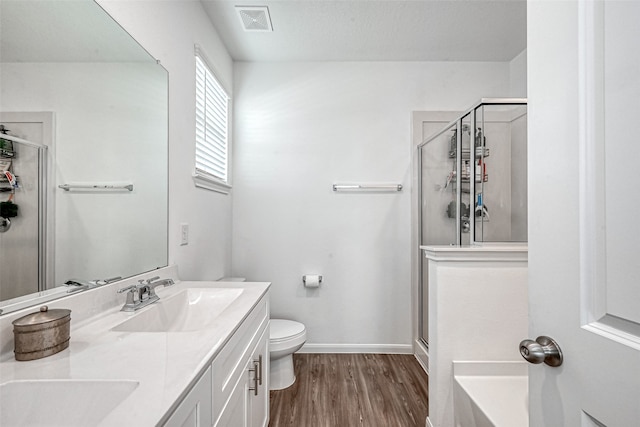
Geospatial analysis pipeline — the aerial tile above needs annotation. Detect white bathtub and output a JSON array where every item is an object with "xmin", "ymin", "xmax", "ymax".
[{"xmin": 453, "ymin": 361, "xmax": 528, "ymax": 427}]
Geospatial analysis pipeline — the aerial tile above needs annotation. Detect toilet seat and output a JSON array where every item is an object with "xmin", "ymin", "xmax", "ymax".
[
  {"xmin": 270, "ymin": 320, "xmax": 306, "ymax": 353},
  {"xmin": 270, "ymin": 319, "xmax": 305, "ymax": 343}
]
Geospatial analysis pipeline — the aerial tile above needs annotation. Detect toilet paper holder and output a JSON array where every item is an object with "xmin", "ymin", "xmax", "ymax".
[{"xmin": 302, "ymin": 275, "xmax": 322, "ymax": 287}]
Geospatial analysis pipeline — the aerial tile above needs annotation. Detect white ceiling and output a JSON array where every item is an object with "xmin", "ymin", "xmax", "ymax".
[{"xmin": 200, "ymin": 0, "xmax": 527, "ymax": 62}]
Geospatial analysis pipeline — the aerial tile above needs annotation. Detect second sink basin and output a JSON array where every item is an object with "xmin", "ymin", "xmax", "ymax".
[
  {"xmin": 0, "ymin": 379, "xmax": 138, "ymax": 427},
  {"xmin": 112, "ymin": 288, "xmax": 244, "ymax": 332}
]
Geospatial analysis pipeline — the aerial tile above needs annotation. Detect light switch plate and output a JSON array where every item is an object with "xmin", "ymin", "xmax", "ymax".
[{"xmin": 180, "ymin": 223, "xmax": 189, "ymax": 246}]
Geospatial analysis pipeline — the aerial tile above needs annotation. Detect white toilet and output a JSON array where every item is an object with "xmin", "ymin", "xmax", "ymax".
[
  {"xmin": 216, "ymin": 279, "xmax": 307, "ymax": 390},
  {"xmin": 269, "ymin": 319, "xmax": 306, "ymax": 390}
]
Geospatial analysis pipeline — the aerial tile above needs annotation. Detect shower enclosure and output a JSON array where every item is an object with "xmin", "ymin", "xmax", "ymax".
[
  {"xmin": 415, "ymin": 98, "xmax": 527, "ymax": 350},
  {"xmin": 0, "ymin": 132, "xmax": 48, "ymax": 303}
]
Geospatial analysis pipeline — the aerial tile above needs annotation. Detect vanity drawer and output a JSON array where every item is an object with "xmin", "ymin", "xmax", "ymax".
[{"xmin": 211, "ymin": 296, "xmax": 268, "ymax": 423}]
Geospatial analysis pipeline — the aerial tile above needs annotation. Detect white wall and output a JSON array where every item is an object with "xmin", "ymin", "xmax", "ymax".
[
  {"xmin": 98, "ymin": 0, "xmax": 234, "ymax": 280},
  {"xmin": 510, "ymin": 49, "xmax": 527, "ymax": 98},
  {"xmin": 232, "ymin": 61, "xmax": 511, "ymax": 349}
]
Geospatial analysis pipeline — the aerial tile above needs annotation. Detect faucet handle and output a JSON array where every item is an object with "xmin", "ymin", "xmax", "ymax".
[
  {"xmin": 145, "ymin": 276, "xmax": 161, "ymax": 285},
  {"xmin": 117, "ymin": 284, "xmax": 138, "ymax": 294},
  {"xmin": 94, "ymin": 276, "xmax": 122, "ymax": 286},
  {"xmin": 146, "ymin": 278, "xmax": 174, "ymax": 297},
  {"xmin": 118, "ymin": 284, "xmax": 141, "ymax": 312}
]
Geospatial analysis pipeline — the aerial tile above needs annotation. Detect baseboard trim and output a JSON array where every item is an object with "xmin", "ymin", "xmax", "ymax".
[
  {"xmin": 298, "ymin": 343, "xmax": 413, "ymax": 354},
  {"xmin": 414, "ymin": 339, "xmax": 429, "ymax": 374}
]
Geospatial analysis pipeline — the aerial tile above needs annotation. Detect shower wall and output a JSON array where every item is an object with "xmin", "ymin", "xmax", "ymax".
[{"xmin": 510, "ymin": 113, "xmax": 527, "ymax": 241}]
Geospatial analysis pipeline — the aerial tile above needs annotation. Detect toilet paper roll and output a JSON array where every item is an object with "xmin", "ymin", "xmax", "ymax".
[{"xmin": 303, "ymin": 275, "xmax": 321, "ymax": 288}]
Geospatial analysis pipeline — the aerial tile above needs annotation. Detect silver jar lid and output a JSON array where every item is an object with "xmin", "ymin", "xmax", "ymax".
[{"xmin": 12, "ymin": 306, "xmax": 71, "ymax": 327}]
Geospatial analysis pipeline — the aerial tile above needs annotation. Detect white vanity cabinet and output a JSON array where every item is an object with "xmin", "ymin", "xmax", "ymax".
[
  {"xmin": 164, "ymin": 367, "xmax": 213, "ymax": 427},
  {"xmin": 164, "ymin": 295, "xmax": 269, "ymax": 427}
]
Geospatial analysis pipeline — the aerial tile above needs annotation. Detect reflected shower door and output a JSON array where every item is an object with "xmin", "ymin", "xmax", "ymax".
[{"xmin": 0, "ymin": 116, "xmax": 49, "ymax": 302}]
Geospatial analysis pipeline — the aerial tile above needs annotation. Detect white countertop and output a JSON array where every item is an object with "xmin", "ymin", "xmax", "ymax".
[
  {"xmin": 0, "ymin": 278, "xmax": 270, "ymax": 426},
  {"xmin": 420, "ymin": 243, "xmax": 528, "ymax": 262}
]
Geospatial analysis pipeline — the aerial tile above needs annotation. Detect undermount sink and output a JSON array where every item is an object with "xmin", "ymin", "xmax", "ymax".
[
  {"xmin": 112, "ymin": 288, "xmax": 244, "ymax": 332},
  {"xmin": 0, "ymin": 379, "xmax": 139, "ymax": 427}
]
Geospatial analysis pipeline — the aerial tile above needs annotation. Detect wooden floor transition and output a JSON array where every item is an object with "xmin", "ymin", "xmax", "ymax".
[{"xmin": 269, "ymin": 353, "xmax": 429, "ymax": 427}]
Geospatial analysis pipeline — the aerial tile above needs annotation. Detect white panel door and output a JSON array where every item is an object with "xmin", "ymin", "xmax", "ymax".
[{"xmin": 528, "ymin": 1, "xmax": 640, "ymax": 425}]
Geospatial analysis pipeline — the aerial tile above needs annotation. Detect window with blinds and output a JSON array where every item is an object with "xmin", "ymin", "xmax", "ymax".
[{"xmin": 194, "ymin": 53, "xmax": 230, "ymax": 192}]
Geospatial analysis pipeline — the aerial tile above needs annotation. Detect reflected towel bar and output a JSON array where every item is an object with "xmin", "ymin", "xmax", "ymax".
[
  {"xmin": 58, "ymin": 184, "xmax": 134, "ymax": 192},
  {"xmin": 332, "ymin": 184, "xmax": 403, "ymax": 192}
]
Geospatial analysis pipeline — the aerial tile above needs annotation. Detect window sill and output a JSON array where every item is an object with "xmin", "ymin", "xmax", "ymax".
[{"xmin": 192, "ymin": 173, "xmax": 231, "ymax": 195}]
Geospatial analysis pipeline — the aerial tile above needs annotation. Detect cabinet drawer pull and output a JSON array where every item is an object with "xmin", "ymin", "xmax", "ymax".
[
  {"xmin": 248, "ymin": 362, "xmax": 259, "ymax": 396},
  {"xmin": 254, "ymin": 354, "xmax": 263, "ymax": 385}
]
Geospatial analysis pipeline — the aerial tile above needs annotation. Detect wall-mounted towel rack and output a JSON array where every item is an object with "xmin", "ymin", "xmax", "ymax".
[
  {"xmin": 332, "ymin": 184, "xmax": 403, "ymax": 192},
  {"xmin": 58, "ymin": 183, "xmax": 134, "ymax": 192}
]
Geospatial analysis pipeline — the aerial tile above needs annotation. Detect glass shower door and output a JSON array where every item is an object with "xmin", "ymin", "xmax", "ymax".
[
  {"xmin": 0, "ymin": 129, "xmax": 47, "ymax": 303},
  {"xmin": 420, "ymin": 121, "xmax": 459, "ymax": 247},
  {"xmin": 418, "ymin": 121, "xmax": 459, "ymax": 346}
]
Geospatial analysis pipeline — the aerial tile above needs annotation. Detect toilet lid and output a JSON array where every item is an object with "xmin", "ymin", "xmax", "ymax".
[{"xmin": 270, "ymin": 319, "xmax": 305, "ymax": 341}]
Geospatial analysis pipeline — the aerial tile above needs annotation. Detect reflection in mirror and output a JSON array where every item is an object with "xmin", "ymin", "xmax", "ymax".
[{"xmin": 0, "ymin": 0, "xmax": 168, "ymax": 315}]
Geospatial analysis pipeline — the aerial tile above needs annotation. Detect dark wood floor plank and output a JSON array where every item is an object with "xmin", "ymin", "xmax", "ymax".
[{"xmin": 269, "ymin": 354, "xmax": 429, "ymax": 427}]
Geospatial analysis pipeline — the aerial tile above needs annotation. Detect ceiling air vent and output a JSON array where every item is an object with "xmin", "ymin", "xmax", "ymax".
[{"xmin": 235, "ymin": 6, "xmax": 273, "ymax": 32}]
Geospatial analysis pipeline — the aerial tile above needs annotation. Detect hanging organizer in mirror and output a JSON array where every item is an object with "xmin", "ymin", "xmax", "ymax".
[{"xmin": 0, "ymin": 126, "xmax": 19, "ymax": 233}]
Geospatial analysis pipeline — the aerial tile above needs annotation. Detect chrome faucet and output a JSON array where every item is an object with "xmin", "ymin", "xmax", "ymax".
[
  {"xmin": 117, "ymin": 276, "xmax": 175, "ymax": 312},
  {"xmin": 66, "ymin": 279, "xmax": 94, "ymax": 293},
  {"xmin": 145, "ymin": 277, "xmax": 175, "ymax": 297},
  {"xmin": 66, "ymin": 276, "xmax": 122, "ymax": 293}
]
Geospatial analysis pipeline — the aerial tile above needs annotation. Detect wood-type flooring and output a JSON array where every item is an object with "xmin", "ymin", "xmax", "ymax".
[{"xmin": 269, "ymin": 353, "xmax": 429, "ymax": 427}]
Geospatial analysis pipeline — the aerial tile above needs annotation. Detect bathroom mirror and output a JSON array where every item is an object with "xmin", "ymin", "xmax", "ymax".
[{"xmin": 0, "ymin": 0, "xmax": 168, "ymax": 314}]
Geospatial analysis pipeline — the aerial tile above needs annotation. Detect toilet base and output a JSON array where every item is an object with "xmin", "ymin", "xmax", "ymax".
[{"xmin": 270, "ymin": 354, "xmax": 296, "ymax": 390}]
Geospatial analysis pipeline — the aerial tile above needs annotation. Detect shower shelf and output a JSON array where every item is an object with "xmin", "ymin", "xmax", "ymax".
[
  {"xmin": 0, "ymin": 175, "xmax": 19, "ymax": 187},
  {"xmin": 448, "ymin": 147, "xmax": 490, "ymax": 160},
  {"xmin": 460, "ymin": 176, "xmax": 488, "ymax": 183}
]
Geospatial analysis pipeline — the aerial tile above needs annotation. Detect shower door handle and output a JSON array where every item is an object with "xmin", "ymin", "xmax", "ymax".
[{"xmin": 519, "ymin": 336, "xmax": 563, "ymax": 367}]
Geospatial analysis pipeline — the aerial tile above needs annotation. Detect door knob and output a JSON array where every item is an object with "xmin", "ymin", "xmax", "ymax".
[{"xmin": 519, "ymin": 336, "xmax": 563, "ymax": 367}]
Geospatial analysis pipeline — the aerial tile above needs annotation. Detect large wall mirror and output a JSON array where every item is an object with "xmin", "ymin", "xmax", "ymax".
[{"xmin": 0, "ymin": 0, "xmax": 168, "ymax": 315}]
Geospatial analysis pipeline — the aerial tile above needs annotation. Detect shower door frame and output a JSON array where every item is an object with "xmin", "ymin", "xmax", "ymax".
[
  {"xmin": 411, "ymin": 110, "xmax": 460, "ymax": 371},
  {"xmin": 0, "ymin": 112, "xmax": 55, "ymax": 294}
]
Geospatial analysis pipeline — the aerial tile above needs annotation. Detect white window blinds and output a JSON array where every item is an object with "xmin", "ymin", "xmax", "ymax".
[{"xmin": 195, "ymin": 54, "xmax": 230, "ymax": 185}]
